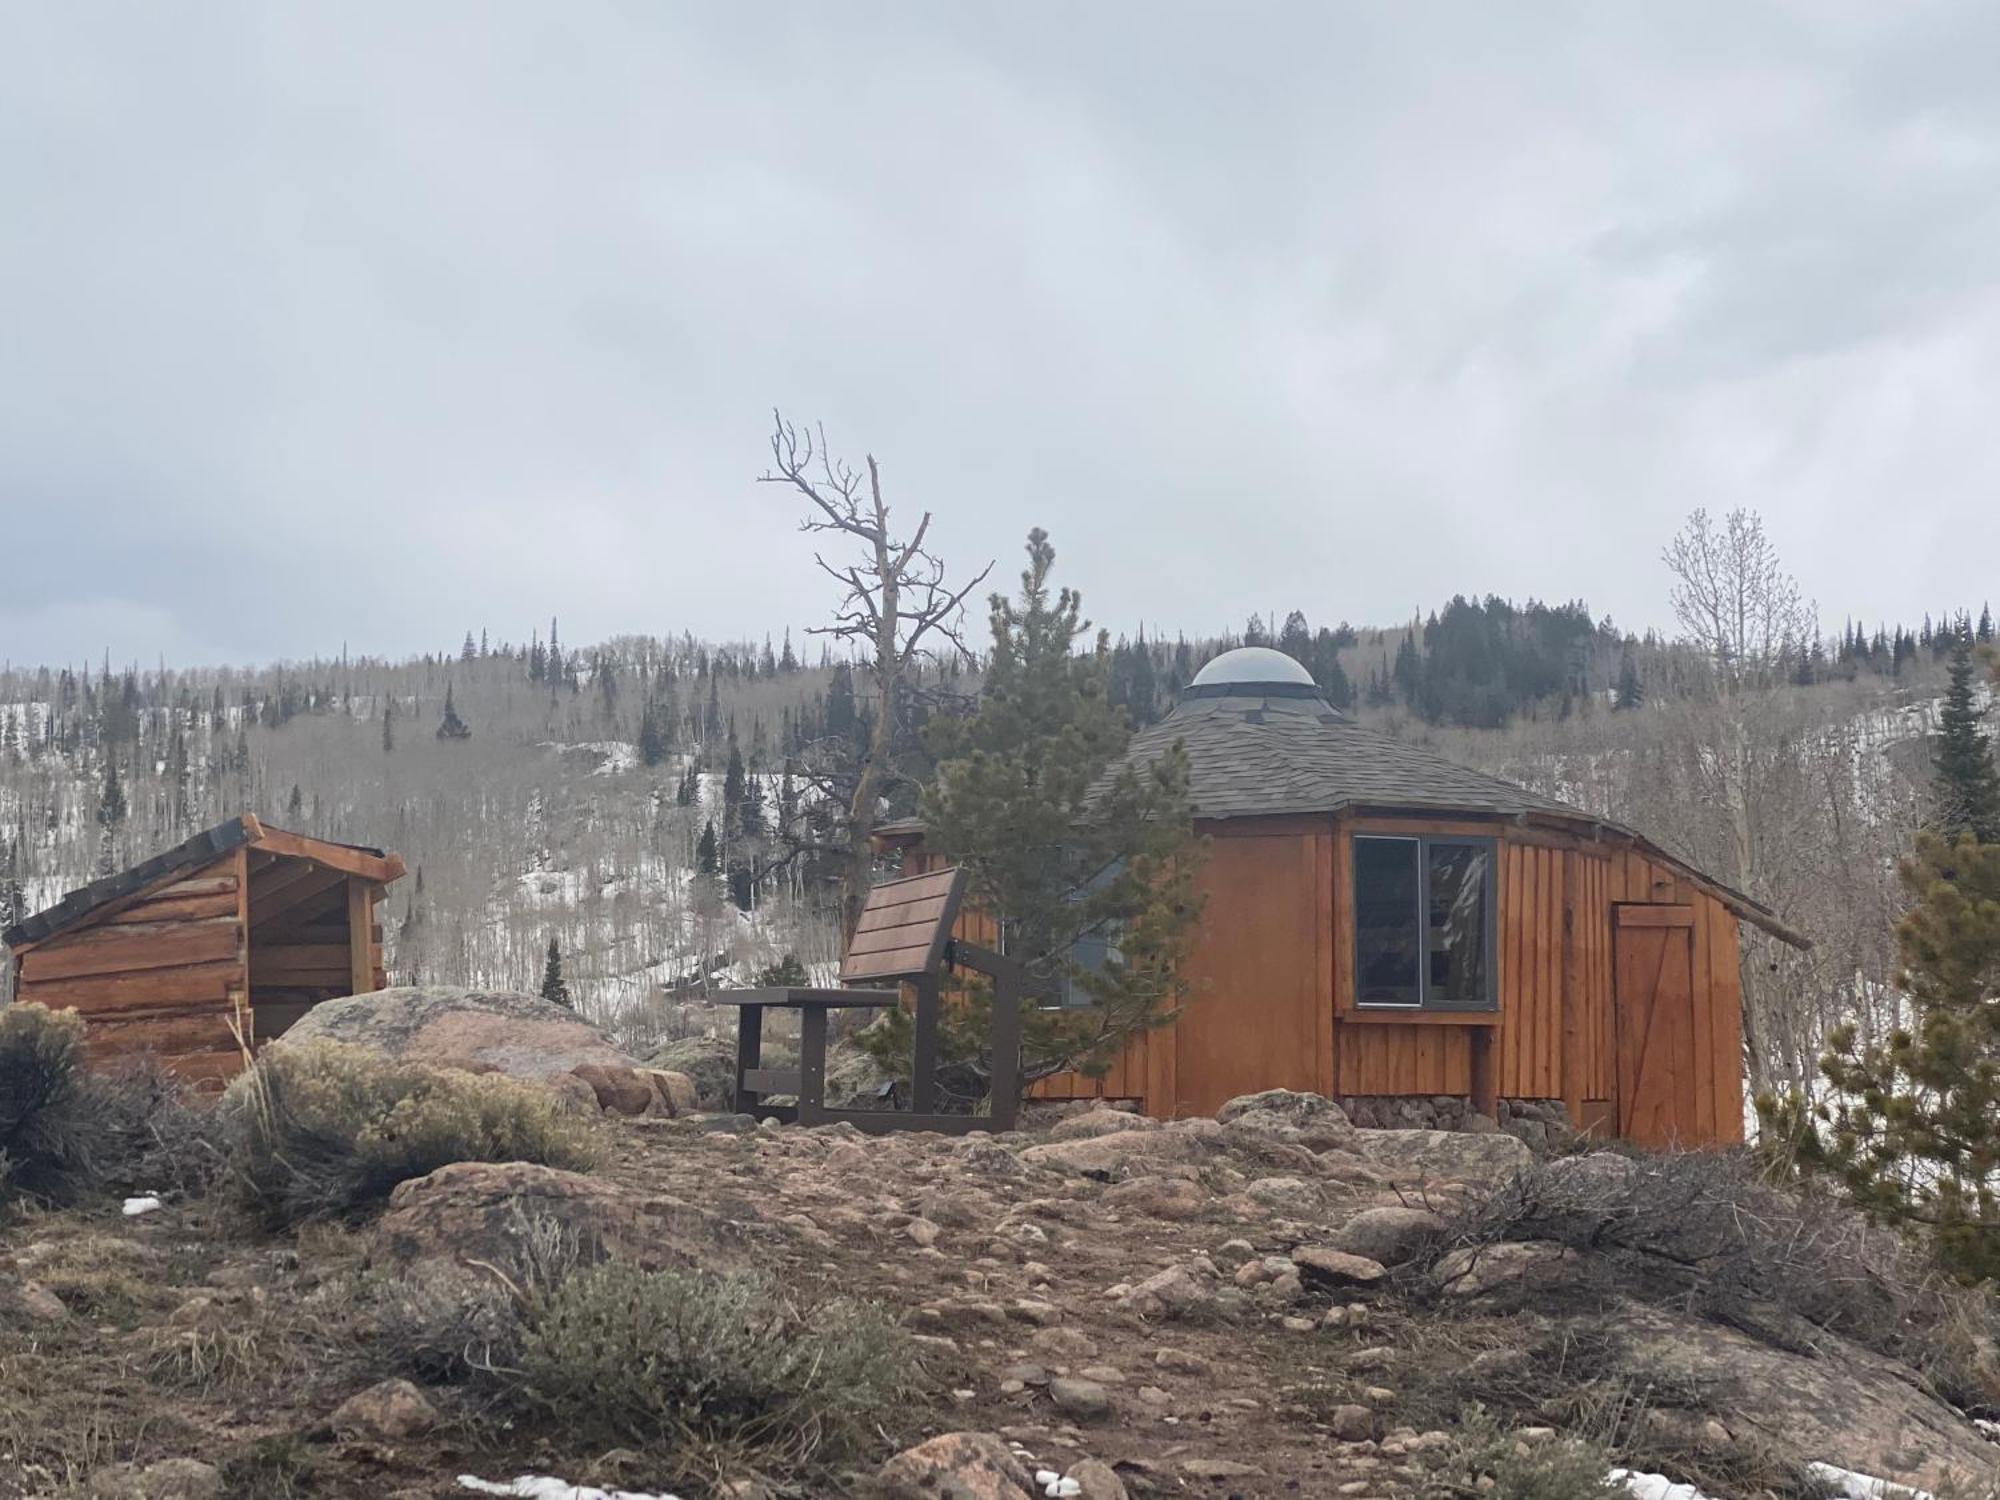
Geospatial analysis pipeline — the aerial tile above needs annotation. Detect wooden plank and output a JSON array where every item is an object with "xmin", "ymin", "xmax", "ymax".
[
  {"xmin": 1538, "ymin": 846, "xmax": 1558, "ymax": 1098},
  {"xmin": 249, "ymin": 827, "xmax": 405, "ymax": 884},
  {"xmin": 846, "ymin": 917, "xmax": 951, "ymax": 957},
  {"xmin": 21, "ymin": 921, "xmax": 240, "ymax": 982},
  {"xmin": 85, "ymin": 1010, "xmax": 241, "ymax": 1056},
  {"xmin": 840, "ymin": 945, "xmax": 936, "ymax": 981},
  {"xmin": 249, "ymin": 869, "xmax": 349, "ymax": 932},
  {"xmin": 17, "ymin": 960, "xmax": 243, "ymax": 1015},
  {"xmin": 352, "ymin": 882, "xmax": 383, "ymax": 995},
  {"xmin": 1614, "ymin": 905, "xmax": 1695, "ymax": 929},
  {"xmin": 856, "ymin": 893, "xmax": 951, "ymax": 935},
  {"xmin": 1689, "ymin": 892, "xmax": 1718, "ymax": 1144},
  {"xmin": 101, "ymin": 891, "xmax": 239, "ymax": 926},
  {"xmin": 162, "ymin": 875, "xmax": 238, "ymax": 899},
  {"xmin": 1314, "ymin": 831, "xmax": 1333, "ymax": 1097},
  {"xmin": 252, "ymin": 943, "xmax": 352, "ymax": 970},
  {"xmin": 1560, "ymin": 852, "xmax": 1581, "ymax": 1121}
]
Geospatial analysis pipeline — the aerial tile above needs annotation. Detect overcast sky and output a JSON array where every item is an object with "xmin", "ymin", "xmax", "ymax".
[{"xmin": 4, "ymin": 3, "xmax": 1998, "ymax": 668}]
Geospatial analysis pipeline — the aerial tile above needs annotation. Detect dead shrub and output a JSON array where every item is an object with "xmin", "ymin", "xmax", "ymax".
[
  {"xmin": 1418, "ymin": 1149, "xmax": 2000, "ymax": 1408},
  {"xmin": 222, "ymin": 1040, "xmax": 598, "ymax": 1229},
  {"xmin": 0, "ymin": 1004, "xmax": 108, "ymax": 1208},
  {"xmin": 1416, "ymin": 1404, "xmax": 1621, "ymax": 1500},
  {"xmin": 506, "ymin": 1260, "xmax": 917, "ymax": 1479}
]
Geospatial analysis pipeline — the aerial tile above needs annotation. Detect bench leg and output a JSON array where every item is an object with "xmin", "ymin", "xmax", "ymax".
[
  {"xmin": 989, "ymin": 975, "xmax": 1020, "ymax": 1131},
  {"xmin": 733, "ymin": 1007, "xmax": 763, "ymax": 1116},
  {"xmin": 911, "ymin": 975, "xmax": 940, "ymax": 1114},
  {"xmin": 798, "ymin": 1007, "xmax": 829, "ymax": 1127}
]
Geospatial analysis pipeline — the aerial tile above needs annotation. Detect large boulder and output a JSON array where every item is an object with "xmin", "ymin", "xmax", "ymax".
[
  {"xmin": 374, "ymin": 1161, "xmax": 725, "ymax": 1274},
  {"xmin": 279, "ymin": 986, "xmax": 693, "ymax": 1116},
  {"xmin": 1019, "ymin": 1121, "xmax": 1217, "ymax": 1178},
  {"xmin": 1357, "ymin": 1128, "xmax": 1531, "ymax": 1184},
  {"xmin": 1325, "ymin": 1205, "xmax": 1447, "ymax": 1266},
  {"xmin": 645, "ymin": 1033, "xmax": 738, "ymax": 1108}
]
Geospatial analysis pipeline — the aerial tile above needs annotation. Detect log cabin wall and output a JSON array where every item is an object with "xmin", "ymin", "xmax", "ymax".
[
  {"xmin": 8, "ymin": 820, "xmax": 404, "ymax": 1089},
  {"xmin": 12, "ymin": 853, "xmax": 251, "ymax": 1086},
  {"xmin": 892, "ymin": 811, "xmax": 1748, "ymax": 1146}
]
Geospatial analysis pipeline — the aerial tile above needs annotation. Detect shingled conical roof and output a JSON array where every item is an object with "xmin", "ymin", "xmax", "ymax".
[{"xmin": 1126, "ymin": 647, "xmax": 1590, "ymax": 823}]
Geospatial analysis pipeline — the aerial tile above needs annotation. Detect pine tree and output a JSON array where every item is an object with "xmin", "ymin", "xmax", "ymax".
[
  {"xmin": 382, "ymin": 695, "xmax": 395, "ymax": 753},
  {"xmin": 696, "ymin": 819, "xmax": 720, "ymax": 876},
  {"xmin": 902, "ymin": 528, "xmax": 1204, "ymax": 1099},
  {"xmin": 1613, "ymin": 652, "xmax": 1644, "ymax": 711},
  {"xmin": 436, "ymin": 684, "xmax": 472, "ymax": 741},
  {"xmin": 1770, "ymin": 831, "xmax": 2000, "ymax": 1278},
  {"xmin": 723, "ymin": 739, "xmax": 748, "ymax": 819},
  {"xmin": 638, "ymin": 703, "xmax": 667, "ymax": 767},
  {"xmin": 539, "ymin": 937, "xmax": 571, "ymax": 1009},
  {"xmin": 461, "ymin": 632, "xmax": 477, "ymax": 663},
  {"xmin": 1933, "ymin": 636, "xmax": 2000, "ymax": 844}
]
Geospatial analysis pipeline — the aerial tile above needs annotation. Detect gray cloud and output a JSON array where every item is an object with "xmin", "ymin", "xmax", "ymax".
[{"xmin": 2, "ymin": 1, "xmax": 1997, "ymax": 667}]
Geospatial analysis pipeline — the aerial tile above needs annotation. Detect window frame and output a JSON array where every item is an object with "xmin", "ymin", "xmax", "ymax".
[{"xmin": 1350, "ymin": 832, "xmax": 1500, "ymax": 1014}]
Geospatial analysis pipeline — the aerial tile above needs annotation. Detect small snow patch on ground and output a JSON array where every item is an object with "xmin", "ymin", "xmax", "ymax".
[
  {"xmin": 1805, "ymin": 1464, "xmax": 1933, "ymax": 1500},
  {"xmin": 458, "ymin": 1476, "xmax": 681, "ymax": 1500},
  {"xmin": 1613, "ymin": 1470, "xmax": 1721, "ymax": 1500},
  {"xmin": 121, "ymin": 1195, "xmax": 163, "ymax": 1217}
]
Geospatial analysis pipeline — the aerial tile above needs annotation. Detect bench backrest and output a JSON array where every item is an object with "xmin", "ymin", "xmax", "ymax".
[{"xmin": 838, "ymin": 866, "xmax": 967, "ymax": 985}]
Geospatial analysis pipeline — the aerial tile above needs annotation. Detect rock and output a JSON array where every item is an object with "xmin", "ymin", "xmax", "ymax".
[
  {"xmin": 1104, "ymin": 1174, "xmax": 1209, "ymax": 1220},
  {"xmin": 644, "ymin": 1033, "xmax": 738, "ymax": 1108},
  {"xmin": 1154, "ymin": 1347, "xmax": 1208, "ymax": 1374},
  {"xmin": 645, "ymin": 1068, "xmax": 699, "ymax": 1116},
  {"xmin": 1432, "ymin": 1240, "xmax": 1577, "ymax": 1297},
  {"xmin": 1065, "ymin": 1459, "xmax": 1128, "ymax": 1500},
  {"xmin": 879, "ymin": 1432, "xmax": 1038, "ymax": 1499},
  {"xmin": 1293, "ymin": 1247, "xmax": 1388, "ymax": 1289},
  {"xmin": 86, "ymin": 1459, "xmax": 222, "ymax": 1500},
  {"xmin": 1181, "ymin": 1458, "xmax": 1263, "ymax": 1479},
  {"xmin": 1330, "ymin": 1404, "xmax": 1375, "ymax": 1442},
  {"xmin": 1242, "ymin": 1175, "xmax": 1321, "ymax": 1211},
  {"xmin": 276, "ymin": 985, "xmax": 656, "ymax": 1110},
  {"xmin": 1046, "ymin": 1108, "xmax": 1156, "ymax": 1142},
  {"xmin": 329, "ymin": 1378, "xmax": 438, "ymax": 1441},
  {"xmin": 1326, "ymin": 1205, "xmax": 1446, "ymax": 1266},
  {"xmin": 375, "ymin": 1161, "xmax": 719, "ymax": 1273},
  {"xmin": 1028, "ymin": 1325, "xmax": 1100, "ymax": 1362},
  {"xmin": 1357, "ymin": 1128, "xmax": 1531, "ymax": 1182},
  {"xmin": 1018, "ymin": 1129, "xmax": 1213, "ymax": 1178},
  {"xmin": 568, "ymin": 1060, "xmax": 665, "ymax": 1116},
  {"xmin": 1217, "ymin": 1089, "xmax": 1358, "ymax": 1152},
  {"xmin": 906, "ymin": 1218, "xmax": 941, "ymax": 1248},
  {"xmin": 1049, "ymin": 1376, "xmax": 1113, "ymax": 1419},
  {"xmin": 1, "ymin": 1279, "xmax": 66, "ymax": 1322},
  {"xmin": 1119, "ymin": 1264, "xmax": 1214, "ymax": 1320}
]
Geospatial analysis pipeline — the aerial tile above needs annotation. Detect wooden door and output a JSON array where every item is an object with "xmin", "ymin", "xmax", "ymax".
[{"xmin": 1612, "ymin": 905, "xmax": 1698, "ymax": 1147}]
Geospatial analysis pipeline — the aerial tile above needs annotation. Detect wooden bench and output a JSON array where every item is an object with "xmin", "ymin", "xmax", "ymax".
[{"xmin": 711, "ymin": 866, "xmax": 1022, "ymax": 1133}]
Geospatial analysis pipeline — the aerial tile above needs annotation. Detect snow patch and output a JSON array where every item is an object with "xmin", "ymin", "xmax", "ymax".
[
  {"xmin": 1611, "ymin": 1471, "xmax": 1721, "ymax": 1500},
  {"xmin": 121, "ymin": 1195, "xmax": 164, "ymax": 1217},
  {"xmin": 457, "ymin": 1475, "xmax": 682, "ymax": 1500},
  {"xmin": 1805, "ymin": 1463, "xmax": 1933, "ymax": 1500}
]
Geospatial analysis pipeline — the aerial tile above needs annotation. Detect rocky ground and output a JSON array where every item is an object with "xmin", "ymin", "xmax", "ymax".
[{"xmin": 3, "ymin": 1074, "xmax": 1996, "ymax": 1498}]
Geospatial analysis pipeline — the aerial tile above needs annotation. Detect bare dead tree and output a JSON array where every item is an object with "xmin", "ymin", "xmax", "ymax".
[
  {"xmin": 1664, "ymin": 507, "xmax": 1816, "ymax": 691},
  {"xmin": 760, "ymin": 412, "xmax": 992, "ymax": 940}
]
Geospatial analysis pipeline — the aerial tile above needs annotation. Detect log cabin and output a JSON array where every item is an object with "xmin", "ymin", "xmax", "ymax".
[
  {"xmin": 878, "ymin": 647, "xmax": 1810, "ymax": 1148},
  {"xmin": 3, "ymin": 815, "xmax": 405, "ymax": 1087}
]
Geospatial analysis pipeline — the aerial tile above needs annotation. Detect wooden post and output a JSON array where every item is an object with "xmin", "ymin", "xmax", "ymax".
[
  {"xmin": 988, "ymin": 969, "xmax": 1020, "ymax": 1132},
  {"xmin": 732, "ymin": 1007, "xmax": 763, "ymax": 1116},
  {"xmin": 798, "ymin": 1006, "xmax": 829, "ymax": 1126},
  {"xmin": 345, "ymin": 878, "xmax": 373, "ymax": 997},
  {"xmin": 1468, "ymin": 1024, "xmax": 1498, "ymax": 1121},
  {"xmin": 1560, "ymin": 855, "xmax": 1583, "ymax": 1129},
  {"xmin": 911, "ymin": 975, "xmax": 941, "ymax": 1114}
]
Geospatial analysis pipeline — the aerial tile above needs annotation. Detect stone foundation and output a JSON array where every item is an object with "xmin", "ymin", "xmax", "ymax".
[{"xmin": 1338, "ymin": 1095, "xmax": 1574, "ymax": 1151}]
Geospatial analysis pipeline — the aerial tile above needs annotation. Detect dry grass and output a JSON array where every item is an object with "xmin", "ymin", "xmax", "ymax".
[{"xmin": 222, "ymin": 1039, "xmax": 600, "ymax": 1229}]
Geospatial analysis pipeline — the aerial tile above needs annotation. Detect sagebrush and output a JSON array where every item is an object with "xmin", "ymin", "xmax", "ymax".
[
  {"xmin": 510, "ymin": 1261, "xmax": 915, "ymax": 1474},
  {"xmin": 223, "ymin": 1039, "xmax": 598, "ymax": 1228}
]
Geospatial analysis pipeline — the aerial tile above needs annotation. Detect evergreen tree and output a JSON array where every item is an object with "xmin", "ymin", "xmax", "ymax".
[
  {"xmin": 1769, "ymin": 831, "xmax": 2000, "ymax": 1278},
  {"xmin": 902, "ymin": 528, "xmax": 1204, "ymax": 1100},
  {"xmin": 539, "ymin": 936, "xmax": 571, "ymax": 1009},
  {"xmin": 436, "ymin": 684, "xmax": 472, "ymax": 741},
  {"xmin": 97, "ymin": 754, "xmax": 127, "ymax": 835},
  {"xmin": 723, "ymin": 739, "xmax": 748, "ymax": 819},
  {"xmin": 382, "ymin": 695, "xmax": 395, "ymax": 753},
  {"xmin": 696, "ymin": 819, "xmax": 720, "ymax": 876},
  {"xmin": 1933, "ymin": 636, "xmax": 2000, "ymax": 844},
  {"xmin": 638, "ymin": 702, "xmax": 667, "ymax": 767},
  {"xmin": 1614, "ymin": 651, "xmax": 1644, "ymax": 711},
  {"xmin": 758, "ymin": 952, "xmax": 809, "ymax": 987},
  {"xmin": 461, "ymin": 632, "xmax": 477, "ymax": 662}
]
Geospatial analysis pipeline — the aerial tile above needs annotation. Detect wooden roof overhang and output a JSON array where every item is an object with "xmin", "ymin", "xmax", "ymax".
[{"xmin": 4, "ymin": 814, "xmax": 406, "ymax": 953}]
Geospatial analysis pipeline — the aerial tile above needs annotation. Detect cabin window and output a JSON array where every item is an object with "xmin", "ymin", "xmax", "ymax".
[{"xmin": 1352, "ymin": 834, "xmax": 1496, "ymax": 1011}]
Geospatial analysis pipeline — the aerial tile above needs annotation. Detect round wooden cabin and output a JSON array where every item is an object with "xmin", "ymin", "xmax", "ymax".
[
  {"xmin": 884, "ymin": 647, "xmax": 1806, "ymax": 1147},
  {"xmin": 4, "ymin": 815, "xmax": 405, "ymax": 1087}
]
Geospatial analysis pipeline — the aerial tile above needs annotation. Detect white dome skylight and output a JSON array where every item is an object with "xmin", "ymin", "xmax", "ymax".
[{"xmin": 1188, "ymin": 645, "xmax": 1317, "ymax": 689}]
